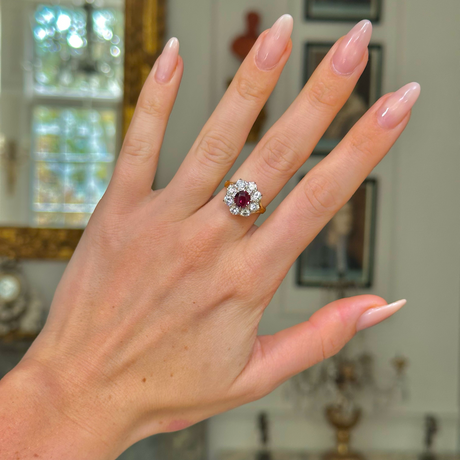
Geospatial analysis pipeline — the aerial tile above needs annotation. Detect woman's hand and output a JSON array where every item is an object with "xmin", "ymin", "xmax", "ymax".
[{"xmin": 0, "ymin": 16, "xmax": 419, "ymax": 460}]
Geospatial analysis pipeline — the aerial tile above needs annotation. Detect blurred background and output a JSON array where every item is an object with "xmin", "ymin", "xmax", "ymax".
[{"xmin": 0, "ymin": 0, "xmax": 459, "ymax": 459}]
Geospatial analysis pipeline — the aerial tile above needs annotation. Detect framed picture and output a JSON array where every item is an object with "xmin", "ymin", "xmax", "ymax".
[
  {"xmin": 305, "ymin": 0, "xmax": 382, "ymax": 22},
  {"xmin": 297, "ymin": 179, "xmax": 377, "ymax": 288},
  {"xmin": 304, "ymin": 43, "xmax": 383, "ymax": 155}
]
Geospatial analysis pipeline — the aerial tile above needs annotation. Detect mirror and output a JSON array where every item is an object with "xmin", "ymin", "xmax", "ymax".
[{"xmin": 0, "ymin": 0, "xmax": 166, "ymax": 259}]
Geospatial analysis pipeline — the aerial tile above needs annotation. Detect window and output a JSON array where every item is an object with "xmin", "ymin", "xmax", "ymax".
[
  {"xmin": 32, "ymin": 3, "xmax": 124, "ymax": 97},
  {"xmin": 30, "ymin": 2, "xmax": 124, "ymax": 228}
]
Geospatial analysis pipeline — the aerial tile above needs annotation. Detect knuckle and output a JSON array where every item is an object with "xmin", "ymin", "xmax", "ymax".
[
  {"xmin": 314, "ymin": 323, "xmax": 342, "ymax": 362},
  {"xmin": 303, "ymin": 174, "xmax": 339, "ymax": 218},
  {"xmin": 233, "ymin": 258, "xmax": 261, "ymax": 298},
  {"xmin": 234, "ymin": 75, "xmax": 266, "ymax": 105},
  {"xmin": 121, "ymin": 136, "xmax": 154, "ymax": 164},
  {"xmin": 85, "ymin": 212, "xmax": 131, "ymax": 255},
  {"xmin": 177, "ymin": 222, "xmax": 224, "ymax": 266},
  {"xmin": 197, "ymin": 132, "xmax": 238, "ymax": 167},
  {"xmin": 320, "ymin": 332, "xmax": 341, "ymax": 360},
  {"xmin": 137, "ymin": 91, "xmax": 164, "ymax": 119},
  {"xmin": 259, "ymin": 134, "xmax": 300, "ymax": 177},
  {"xmin": 347, "ymin": 131, "xmax": 375, "ymax": 159},
  {"xmin": 306, "ymin": 79, "xmax": 340, "ymax": 112}
]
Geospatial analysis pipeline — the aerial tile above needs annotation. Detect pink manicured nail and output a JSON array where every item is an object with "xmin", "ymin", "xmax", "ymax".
[
  {"xmin": 256, "ymin": 14, "xmax": 293, "ymax": 71},
  {"xmin": 332, "ymin": 20, "xmax": 372, "ymax": 75},
  {"xmin": 356, "ymin": 299, "xmax": 407, "ymax": 332},
  {"xmin": 377, "ymin": 82, "xmax": 421, "ymax": 129},
  {"xmin": 156, "ymin": 37, "xmax": 180, "ymax": 83}
]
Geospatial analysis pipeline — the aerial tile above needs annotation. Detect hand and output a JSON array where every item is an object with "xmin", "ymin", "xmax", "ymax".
[{"xmin": 0, "ymin": 16, "xmax": 418, "ymax": 459}]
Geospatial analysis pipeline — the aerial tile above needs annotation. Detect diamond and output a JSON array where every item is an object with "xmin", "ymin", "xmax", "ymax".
[
  {"xmin": 230, "ymin": 206, "xmax": 240, "ymax": 215},
  {"xmin": 249, "ymin": 202, "xmax": 260, "ymax": 212},
  {"xmin": 227, "ymin": 185, "xmax": 237, "ymax": 195},
  {"xmin": 224, "ymin": 195, "xmax": 234, "ymax": 206},
  {"xmin": 234, "ymin": 191, "xmax": 251, "ymax": 208},
  {"xmin": 252, "ymin": 191, "xmax": 262, "ymax": 201},
  {"xmin": 248, "ymin": 182, "xmax": 257, "ymax": 191},
  {"xmin": 240, "ymin": 209, "xmax": 251, "ymax": 217},
  {"xmin": 236, "ymin": 179, "xmax": 248, "ymax": 190}
]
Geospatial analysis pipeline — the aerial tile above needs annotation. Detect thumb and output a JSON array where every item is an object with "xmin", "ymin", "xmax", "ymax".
[{"xmin": 235, "ymin": 295, "xmax": 406, "ymax": 399}]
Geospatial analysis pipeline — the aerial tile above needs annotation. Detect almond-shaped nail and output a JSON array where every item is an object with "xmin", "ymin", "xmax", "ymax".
[
  {"xmin": 332, "ymin": 20, "xmax": 372, "ymax": 76},
  {"xmin": 356, "ymin": 299, "xmax": 407, "ymax": 332},
  {"xmin": 256, "ymin": 14, "xmax": 293, "ymax": 71},
  {"xmin": 377, "ymin": 82, "xmax": 421, "ymax": 129},
  {"xmin": 156, "ymin": 37, "xmax": 180, "ymax": 84}
]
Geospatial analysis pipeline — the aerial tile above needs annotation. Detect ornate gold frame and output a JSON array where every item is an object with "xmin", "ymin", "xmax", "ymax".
[{"xmin": 0, "ymin": 0, "xmax": 166, "ymax": 260}]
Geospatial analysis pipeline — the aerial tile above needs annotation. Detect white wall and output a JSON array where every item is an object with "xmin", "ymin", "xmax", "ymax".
[{"xmin": 3, "ymin": 0, "xmax": 460, "ymax": 456}]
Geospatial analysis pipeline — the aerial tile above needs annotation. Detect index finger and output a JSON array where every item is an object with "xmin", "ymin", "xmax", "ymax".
[{"xmin": 107, "ymin": 38, "xmax": 183, "ymax": 206}]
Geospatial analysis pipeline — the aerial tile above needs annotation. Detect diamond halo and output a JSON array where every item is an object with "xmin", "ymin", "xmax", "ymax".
[{"xmin": 223, "ymin": 179, "xmax": 265, "ymax": 217}]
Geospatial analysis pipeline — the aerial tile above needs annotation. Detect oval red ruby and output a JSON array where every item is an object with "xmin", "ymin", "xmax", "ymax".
[{"xmin": 234, "ymin": 191, "xmax": 251, "ymax": 208}]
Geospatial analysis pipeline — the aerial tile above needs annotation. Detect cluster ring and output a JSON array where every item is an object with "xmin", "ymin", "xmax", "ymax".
[{"xmin": 223, "ymin": 179, "xmax": 266, "ymax": 217}]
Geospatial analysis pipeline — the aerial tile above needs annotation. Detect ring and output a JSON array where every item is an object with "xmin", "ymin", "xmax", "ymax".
[{"xmin": 223, "ymin": 179, "xmax": 266, "ymax": 217}]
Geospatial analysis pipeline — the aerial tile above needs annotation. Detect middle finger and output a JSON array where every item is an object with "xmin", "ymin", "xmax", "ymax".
[{"xmin": 164, "ymin": 15, "xmax": 294, "ymax": 217}]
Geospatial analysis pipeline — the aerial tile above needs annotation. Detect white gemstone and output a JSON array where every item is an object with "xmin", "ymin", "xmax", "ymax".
[
  {"xmin": 249, "ymin": 202, "xmax": 260, "ymax": 212},
  {"xmin": 230, "ymin": 207, "xmax": 240, "ymax": 215},
  {"xmin": 240, "ymin": 209, "xmax": 251, "ymax": 217},
  {"xmin": 236, "ymin": 179, "xmax": 248, "ymax": 190},
  {"xmin": 224, "ymin": 195, "xmax": 234, "ymax": 206},
  {"xmin": 248, "ymin": 182, "xmax": 257, "ymax": 191},
  {"xmin": 252, "ymin": 191, "xmax": 262, "ymax": 201},
  {"xmin": 227, "ymin": 185, "xmax": 237, "ymax": 195}
]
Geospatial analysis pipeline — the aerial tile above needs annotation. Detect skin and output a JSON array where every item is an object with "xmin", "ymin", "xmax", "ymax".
[{"xmin": 0, "ymin": 23, "xmax": 416, "ymax": 460}]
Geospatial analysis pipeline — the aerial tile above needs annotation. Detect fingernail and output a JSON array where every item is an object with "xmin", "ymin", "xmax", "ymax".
[
  {"xmin": 377, "ymin": 82, "xmax": 421, "ymax": 129},
  {"xmin": 156, "ymin": 37, "xmax": 180, "ymax": 84},
  {"xmin": 356, "ymin": 299, "xmax": 407, "ymax": 331},
  {"xmin": 256, "ymin": 14, "xmax": 293, "ymax": 71},
  {"xmin": 332, "ymin": 20, "xmax": 372, "ymax": 76}
]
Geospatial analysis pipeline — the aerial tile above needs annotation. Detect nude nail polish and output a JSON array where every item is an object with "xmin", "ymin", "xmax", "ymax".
[
  {"xmin": 377, "ymin": 82, "xmax": 421, "ymax": 129},
  {"xmin": 356, "ymin": 299, "xmax": 407, "ymax": 332},
  {"xmin": 256, "ymin": 14, "xmax": 293, "ymax": 71},
  {"xmin": 156, "ymin": 37, "xmax": 180, "ymax": 83},
  {"xmin": 332, "ymin": 20, "xmax": 372, "ymax": 76}
]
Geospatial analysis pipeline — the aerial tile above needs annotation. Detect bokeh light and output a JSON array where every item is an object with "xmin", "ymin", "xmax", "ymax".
[{"xmin": 32, "ymin": 4, "xmax": 124, "ymax": 97}]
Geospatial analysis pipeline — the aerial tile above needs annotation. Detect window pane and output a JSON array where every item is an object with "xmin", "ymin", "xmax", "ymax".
[
  {"xmin": 34, "ymin": 161, "xmax": 64, "ymax": 207},
  {"xmin": 32, "ymin": 106, "xmax": 116, "ymax": 228},
  {"xmin": 32, "ymin": 4, "xmax": 124, "ymax": 98}
]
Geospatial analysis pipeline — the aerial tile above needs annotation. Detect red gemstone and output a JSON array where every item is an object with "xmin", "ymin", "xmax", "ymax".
[{"xmin": 234, "ymin": 191, "xmax": 251, "ymax": 208}]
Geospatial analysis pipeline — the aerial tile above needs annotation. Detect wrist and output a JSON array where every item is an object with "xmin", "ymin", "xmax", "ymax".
[{"xmin": 0, "ymin": 358, "xmax": 125, "ymax": 460}]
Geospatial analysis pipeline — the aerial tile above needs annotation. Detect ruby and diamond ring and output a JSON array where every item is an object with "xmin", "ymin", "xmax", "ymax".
[{"xmin": 223, "ymin": 179, "xmax": 266, "ymax": 217}]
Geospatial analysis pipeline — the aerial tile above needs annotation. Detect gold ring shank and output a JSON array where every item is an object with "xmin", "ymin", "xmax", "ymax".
[
  {"xmin": 254, "ymin": 205, "xmax": 266, "ymax": 215},
  {"xmin": 225, "ymin": 180, "xmax": 266, "ymax": 215}
]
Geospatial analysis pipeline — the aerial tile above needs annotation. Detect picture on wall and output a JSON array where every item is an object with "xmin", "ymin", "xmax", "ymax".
[
  {"xmin": 304, "ymin": 43, "xmax": 383, "ymax": 154},
  {"xmin": 297, "ymin": 179, "xmax": 377, "ymax": 288},
  {"xmin": 305, "ymin": 0, "xmax": 382, "ymax": 22}
]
